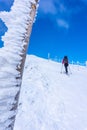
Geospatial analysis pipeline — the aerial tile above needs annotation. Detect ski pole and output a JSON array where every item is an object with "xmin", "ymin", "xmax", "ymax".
[
  {"xmin": 68, "ymin": 65, "xmax": 72, "ymax": 74},
  {"xmin": 60, "ymin": 64, "xmax": 63, "ymax": 73}
]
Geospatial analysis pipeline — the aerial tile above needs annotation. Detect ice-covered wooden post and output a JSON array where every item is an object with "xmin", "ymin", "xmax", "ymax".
[
  {"xmin": 0, "ymin": 0, "xmax": 39, "ymax": 129},
  {"xmin": 85, "ymin": 61, "xmax": 87, "ymax": 67}
]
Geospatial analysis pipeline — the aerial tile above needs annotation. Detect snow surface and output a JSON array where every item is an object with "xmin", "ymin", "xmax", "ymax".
[{"xmin": 14, "ymin": 55, "xmax": 87, "ymax": 130}]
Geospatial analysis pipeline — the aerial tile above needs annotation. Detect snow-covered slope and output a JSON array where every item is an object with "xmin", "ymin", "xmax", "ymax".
[{"xmin": 14, "ymin": 55, "xmax": 87, "ymax": 130}]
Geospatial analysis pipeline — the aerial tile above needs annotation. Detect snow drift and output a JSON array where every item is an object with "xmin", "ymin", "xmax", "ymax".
[{"xmin": 14, "ymin": 55, "xmax": 87, "ymax": 130}]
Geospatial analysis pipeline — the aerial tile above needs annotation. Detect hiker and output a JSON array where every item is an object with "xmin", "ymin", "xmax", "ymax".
[{"xmin": 62, "ymin": 56, "xmax": 69, "ymax": 74}]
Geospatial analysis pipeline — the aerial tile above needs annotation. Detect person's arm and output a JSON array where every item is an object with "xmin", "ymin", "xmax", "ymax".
[{"xmin": 62, "ymin": 59, "xmax": 64, "ymax": 64}]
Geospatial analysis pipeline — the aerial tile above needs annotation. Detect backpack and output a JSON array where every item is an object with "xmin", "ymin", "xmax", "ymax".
[{"xmin": 63, "ymin": 56, "xmax": 68, "ymax": 64}]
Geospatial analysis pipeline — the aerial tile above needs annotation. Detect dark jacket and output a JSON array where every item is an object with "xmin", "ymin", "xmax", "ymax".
[{"xmin": 62, "ymin": 56, "xmax": 68, "ymax": 66}]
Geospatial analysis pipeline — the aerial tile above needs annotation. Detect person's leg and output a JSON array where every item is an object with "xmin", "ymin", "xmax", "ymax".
[
  {"xmin": 66, "ymin": 66, "xmax": 68, "ymax": 73},
  {"xmin": 65, "ymin": 64, "xmax": 68, "ymax": 74}
]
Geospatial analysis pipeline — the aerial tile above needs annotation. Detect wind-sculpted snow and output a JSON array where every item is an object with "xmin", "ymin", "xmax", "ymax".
[
  {"xmin": 14, "ymin": 55, "xmax": 87, "ymax": 130},
  {"xmin": 0, "ymin": 0, "xmax": 39, "ymax": 129}
]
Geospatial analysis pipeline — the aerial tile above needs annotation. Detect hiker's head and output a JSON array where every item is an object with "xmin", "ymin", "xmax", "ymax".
[{"xmin": 64, "ymin": 56, "xmax": 67, "ymax": 59}]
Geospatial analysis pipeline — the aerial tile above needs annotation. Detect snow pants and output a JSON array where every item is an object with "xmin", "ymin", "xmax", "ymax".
[{"xmin": 64, "ymin": 63, "xmax": 68, "ymax": 74}]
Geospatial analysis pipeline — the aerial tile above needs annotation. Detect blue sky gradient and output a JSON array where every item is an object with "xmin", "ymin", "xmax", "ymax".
[{"xmin": 0, "ymin": 0, "xmax": 87, "ymax": 63}]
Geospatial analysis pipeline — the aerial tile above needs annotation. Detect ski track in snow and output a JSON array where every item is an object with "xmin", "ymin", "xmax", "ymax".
[{"xmin": 14, "ymin": 55, "xmax": 87, "ymax": 130}]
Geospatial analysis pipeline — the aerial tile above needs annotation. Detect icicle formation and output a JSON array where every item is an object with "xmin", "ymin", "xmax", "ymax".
[{"xmin": 0, "ymin": 0, "xmax": 39, "ymax": 129}]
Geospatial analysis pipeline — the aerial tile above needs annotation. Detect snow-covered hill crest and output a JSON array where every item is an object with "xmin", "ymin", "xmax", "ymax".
[{"xmin": 14, "ymin": 55, "xmax": 87, "ymax": 130}]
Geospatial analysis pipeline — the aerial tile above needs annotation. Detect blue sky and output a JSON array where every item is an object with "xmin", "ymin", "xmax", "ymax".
[{"xmin": 0, "ymin": 0, "xmax": 87, "ymax": 63}]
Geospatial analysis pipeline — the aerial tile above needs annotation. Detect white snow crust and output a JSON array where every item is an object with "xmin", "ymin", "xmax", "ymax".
[{"xmin": 14, "ymin": 55, "xmax": 87, "ymax": 130}]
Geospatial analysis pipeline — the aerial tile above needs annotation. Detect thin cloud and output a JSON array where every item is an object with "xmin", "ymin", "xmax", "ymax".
[
  {"xmin": 38, "ymin": 0, "xmax": 87, "ymax": 30},
  {"xmin": 57, "ymin": 19, "xmax": 69, "ymax": 29},
  {"xmin": 39, "ymin": 0, "xmax": 67, "ymax": 15},
  {"xmin": 59, "ymin": 3, "xmax": 67, "ymax": 13},
  {"xmin": 38, "ymin": 0, "xmax": 69, "ymax": 30},
  {"xmin": 39, "ymin": 0, "xmax": 57, "ymax": 15}
]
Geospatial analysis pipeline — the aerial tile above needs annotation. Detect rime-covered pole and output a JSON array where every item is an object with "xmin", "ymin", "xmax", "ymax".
[{"xmin": 0, "ymin": 0, "xmax": 39, "ymax": 129}]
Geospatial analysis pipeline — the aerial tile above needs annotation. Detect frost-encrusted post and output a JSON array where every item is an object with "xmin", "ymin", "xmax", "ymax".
[
  {"xmin": 85, "ymin": 61, "xmax": 87, "ymax": 67},
  {"xmin": 0, "ymin": 0, "xmax": 39, "ymax": 129},
  {"xmin": 17, "ymin": 2, "xmax": 38, "ymax": 78}
]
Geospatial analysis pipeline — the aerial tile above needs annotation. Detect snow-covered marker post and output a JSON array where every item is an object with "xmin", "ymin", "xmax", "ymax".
[
  {"xmin": 0, "ymin": 0, "xmax": 39, "ymax": 129},
  {"xmin": 77, "ymin": 61, "xmax": 80, "ymax": 70},
  {"xmin": 85, "ymin": 61, "xmax": 87, "ymax": 67}
]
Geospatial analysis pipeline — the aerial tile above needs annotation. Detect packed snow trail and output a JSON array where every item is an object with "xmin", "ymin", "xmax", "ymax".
[{"xmin": 14, "ymin": 55, "xmax": 87, "ymax": 130}]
